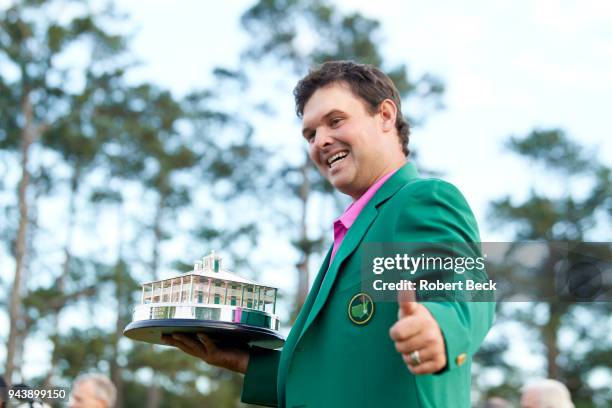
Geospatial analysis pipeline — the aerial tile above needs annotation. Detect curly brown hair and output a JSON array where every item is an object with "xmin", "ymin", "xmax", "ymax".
[{"xmin": 293, "ymin": 60, "xmax": 410, "ymax": 156}]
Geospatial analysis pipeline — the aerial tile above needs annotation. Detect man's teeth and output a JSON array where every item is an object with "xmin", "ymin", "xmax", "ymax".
[{"xmin": 327, "ymin": 152, "xmax": 349, "ymax": 167}]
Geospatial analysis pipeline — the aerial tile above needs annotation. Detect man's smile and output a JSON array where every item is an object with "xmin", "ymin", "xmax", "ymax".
[{"xmin": 327, "ymin": 150, "xmax": 350, "ymax": 168}]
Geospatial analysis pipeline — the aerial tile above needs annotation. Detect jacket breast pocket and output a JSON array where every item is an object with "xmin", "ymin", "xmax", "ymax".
[{"xmin": 337, "ymin": 274, "xmax": 363, "ymax": 292}]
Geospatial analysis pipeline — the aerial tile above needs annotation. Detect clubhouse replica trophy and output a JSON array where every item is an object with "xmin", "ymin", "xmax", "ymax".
[{"xmin": 123, "ymin": 251, "xmax": 284, "ymax": 349}]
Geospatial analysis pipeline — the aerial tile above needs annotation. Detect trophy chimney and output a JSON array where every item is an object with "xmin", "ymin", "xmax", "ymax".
[{"xmin": 202, "ymin": 251, "xmax": 222, "ymax": 273}]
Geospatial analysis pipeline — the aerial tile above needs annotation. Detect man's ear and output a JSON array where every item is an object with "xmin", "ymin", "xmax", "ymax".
[{"xmin": 379, "ymin": 99, "xmax": 398, "ymax": 132}]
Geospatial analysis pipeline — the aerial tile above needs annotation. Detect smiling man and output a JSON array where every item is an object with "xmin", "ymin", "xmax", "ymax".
[
  {"xmin": 163, "ymin": 61, "xmax": 494, "ymax": 407},
  {"xmin": 300, "ymin": 77, "xmax": 406, "ymax": 200}
]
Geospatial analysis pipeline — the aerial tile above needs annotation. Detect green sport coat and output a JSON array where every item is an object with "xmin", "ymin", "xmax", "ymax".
[{"xmin": 241, "ymin": 162, "xmax": 495, "ymax": 407}]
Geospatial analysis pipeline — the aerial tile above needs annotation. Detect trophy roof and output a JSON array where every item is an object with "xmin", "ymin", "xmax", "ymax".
[
  {"xmin": 141, "ymin": 268, "xmax": 276, "ymax": 290},
  {"xmin": 190, "ymin": 268, "xmax": 263, "ymax": 286},
  {"xmin": 141, "ymin": 251, "xmax": 278, "ymax": 290}
]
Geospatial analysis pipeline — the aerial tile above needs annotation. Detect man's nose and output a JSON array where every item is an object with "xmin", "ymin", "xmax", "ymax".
[{"xmin": 313, "ymin": 128, "xmax": 334, "ymax": 149}]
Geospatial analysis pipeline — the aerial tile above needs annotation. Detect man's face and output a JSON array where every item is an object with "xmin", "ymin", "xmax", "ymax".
[
  {"xmin": 301, "ymin": 82, "xmax": 403, "ymax": 199},
  {"xmin": 69, "ymin": 381, "xmax": 106, "ymax": 408},
  {"xmin": 520, "ymin": 389, "xmax": 540, "ymax": 408}
]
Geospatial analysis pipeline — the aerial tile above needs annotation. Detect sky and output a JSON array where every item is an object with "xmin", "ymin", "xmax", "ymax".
[
  {"xmin": 118, "ymin": 0, "xmax": 612, "ymax": 241},
  {"xmin": 106, "ymin": 0, "xmax": 612, "ymax": 387},
  {"xmin": 2, "ymin": 0, "xmax": 611, "ymax": 388}
]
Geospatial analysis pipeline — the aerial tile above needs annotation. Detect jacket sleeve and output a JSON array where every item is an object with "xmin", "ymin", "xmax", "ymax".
[
  {"xmin": 241, "ymin": 346, "xmax": 280, "ymax": 407},
  {"xmin": 392, "ymin": 179, "xmax": 495, "ymax": 372}
]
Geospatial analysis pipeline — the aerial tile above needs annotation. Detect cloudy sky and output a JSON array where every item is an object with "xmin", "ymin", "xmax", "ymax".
[
  {"xmin": 3, "ymin": 0, "xmax": 611, "ymax": 383},
  {"xmin": 119, "ymin": 0, "xmax": 612, "ymax": 241}
]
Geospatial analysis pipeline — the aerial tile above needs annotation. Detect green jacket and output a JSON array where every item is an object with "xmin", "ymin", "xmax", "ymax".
[{"xmin": 241, "ymin": 162, "xmax": 495, "ymax": 407}]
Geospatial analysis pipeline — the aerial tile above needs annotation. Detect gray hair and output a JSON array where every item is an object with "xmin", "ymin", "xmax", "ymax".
[
  {"xmin": 483, "ymin": 397, "xmax": 512, "ymax": 408},
  {"xmin": 74, "ymin": 374, "xmax": 117, "ymax": 408},
  {"xmin": 522, "ymin": 379, "xmax": 574, "ymax": 408}
]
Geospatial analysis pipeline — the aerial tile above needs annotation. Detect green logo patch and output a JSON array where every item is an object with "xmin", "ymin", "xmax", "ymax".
[{"xmin": 348, "ymin": 292, "xmax": 375, "ymax": 325}]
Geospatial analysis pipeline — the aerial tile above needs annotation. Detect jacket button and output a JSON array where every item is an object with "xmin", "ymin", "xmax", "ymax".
[{"xmin": 456, "ymin": 353, "xmax": 467, "ymax": 366}]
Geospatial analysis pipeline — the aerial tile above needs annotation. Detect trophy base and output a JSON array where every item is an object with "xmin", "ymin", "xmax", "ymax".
[{"xmin": 123, "ymin": 319, "xmax": 285, "ymax": 349}]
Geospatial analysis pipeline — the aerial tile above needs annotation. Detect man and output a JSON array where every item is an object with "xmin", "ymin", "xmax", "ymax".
[
  {"xmin": 69, "ymin": 374, "xmax": 116, "ymax": 408},
  {"xmin": 520, "ymin": 379, "xmax": 574, "ymax": 408},
  {"xmin": 163, "ymin": 61, "xmax": 495, "ymax": 407}
]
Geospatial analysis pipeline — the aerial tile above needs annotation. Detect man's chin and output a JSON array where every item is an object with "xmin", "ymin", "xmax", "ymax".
[
  {"xmin": 325, "ymin": 169, "xmax": 358, "ymax": 195},
  {"xmin": 329, "ymin": 179, "xmax": 356, "ymax": 197}
]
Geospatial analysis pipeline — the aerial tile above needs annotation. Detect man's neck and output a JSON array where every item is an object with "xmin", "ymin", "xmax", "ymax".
[{"xmin": 349, "ymin": 158, "xmax": 407, "ymax": 201}]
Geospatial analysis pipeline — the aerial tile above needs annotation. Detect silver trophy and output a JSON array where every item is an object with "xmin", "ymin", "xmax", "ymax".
[{"xmin": 123, "ymin": 251, "xmax": 284, "ymax": 349}]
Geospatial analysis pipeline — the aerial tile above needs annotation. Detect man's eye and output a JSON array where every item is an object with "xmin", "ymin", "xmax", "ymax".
[
  {"xmin": 330, "ymin": 117, "xmax": 343, "ymax": 127},
  {"xmin": 307, "ymin": 132, "xmax": 316, "ymax": 143}
]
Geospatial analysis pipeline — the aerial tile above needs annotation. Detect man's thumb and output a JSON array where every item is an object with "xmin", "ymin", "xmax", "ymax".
[{"xmin": 398, "ymin": 288, "xmax": 418, "ymax": 317}]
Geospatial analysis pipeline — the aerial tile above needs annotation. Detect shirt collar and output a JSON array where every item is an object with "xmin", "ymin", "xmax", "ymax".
[{"xmin": 336, "ymin": 168, "xmax": 399, "ymax": 230}]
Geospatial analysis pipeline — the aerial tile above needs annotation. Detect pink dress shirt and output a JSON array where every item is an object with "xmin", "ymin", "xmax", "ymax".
[{"xmin": 329, "ymin": 168, "xmax": 399, "ymax": 264}]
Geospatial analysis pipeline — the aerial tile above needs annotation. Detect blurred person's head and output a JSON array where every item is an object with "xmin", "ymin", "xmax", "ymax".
[
  {"xmin": 9, "ymin": 383, "xmax": 51, "ymax": 408},
  {"xmin": 0, "ymin": 376, "xmax": 6, "ymax": 408},
  {"xmin": 12, "ymin": 383, "xmax": 36, "ymax": 406},
  {"xmin": 69, "ymin": 374, "xmax": 116, "ymax": 408},
  {"xmin": 521, "ymin": 379, "xmax": 574, "ymax": 408},
  {"xmin": 483, "ymin": 396, "xmax": 511, "ymax": 408}
]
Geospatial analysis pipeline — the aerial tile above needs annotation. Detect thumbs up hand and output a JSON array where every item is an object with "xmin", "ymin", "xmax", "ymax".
[
  {"xmin": 397, "ymin": 287, "xmax": 418, "ymax": 317},
  {"xmin": 389, "ymin": 289, "xmax": 448, "ymax": 375}
]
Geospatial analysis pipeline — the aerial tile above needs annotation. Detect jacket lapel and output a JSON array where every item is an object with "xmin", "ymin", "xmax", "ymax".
[
  {"xmin": 286, "ymin": 247, "xmax": 332, "ymax": 348},
  {"xmin": 297, "ymin": 162, "xmax": 420, "ymax": 341},
  {"xmin": 277, "ymin": 247, "xmax": 332, "ymax": 403}
]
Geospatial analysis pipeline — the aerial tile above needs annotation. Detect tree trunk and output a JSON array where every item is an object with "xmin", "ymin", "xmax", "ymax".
[
  {"xmin": 111, "ymin": 305, "xmax": 125, "ymax": 408},
  {"xmin": 146, "ymin": 382, "xmax": 161, "ymax": 408},
  {"xmin": 13, "ymin": 326, "xmax": 26, "ymax": 383},
  {"xmin": 151, "ymin": 194, "xmax": 164, "ymax": 281},
  {"xmin": 545, "ymin": 302, "xmax": 560, "ymax": 379},
  {"xmin": 145, "ymin": 195, "xmax": 165, "ymax": 408},
  {"xmin": 5, "ymin": 91, "xmax": 37, "ymax": 386},
  {"xmin": 293, "ymin": 154, "xmax": 311, "ymax": 323},
  {"xmin": 44, "ymin": 169, "xmax": 79, "ymax": 388},
  {"xmin": 111, "ymin": 205, "xmax": 126, "ymax": 408},
  {"xmin": 542, "ymin": 246, "xmax": 561, "ymax": 379}
]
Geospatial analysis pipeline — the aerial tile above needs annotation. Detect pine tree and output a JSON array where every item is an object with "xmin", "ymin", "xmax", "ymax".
[
  {"xmin": 239, "ymin": 0, "xmax": 445, "ymax": 320},
  {"xmin": 480, "ymin": 129, "xmax": 612, "ymax": 406}
]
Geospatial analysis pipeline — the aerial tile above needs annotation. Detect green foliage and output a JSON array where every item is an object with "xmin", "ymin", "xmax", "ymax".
[
  {"xmin": 1, "ymin": 2, "xmax": 268, "ymax": 407},
  {"xmin": 54, "ymin": 328, "xmax": 114, "ymax": 379},
  {"xmin": 240, "ymin": 0, "xmax": 444, "ymax": 113},
  {"xmin": 506, "ymin": 129, "xmax": 595, "ymax": 174},
  {"xmin": 237, "ymin": 0, "xmax": 447, "ymax": 322},
  {"xmin": 0, "ymin": 1, "xmax": 449, "ymax": 406},
  {"xmin": 492, "ymin": 130, "xmax": 611, "ymax": 241},
  {"xmin": 482, "ymin": 129, "xmax": 612, "ymax": 407}
]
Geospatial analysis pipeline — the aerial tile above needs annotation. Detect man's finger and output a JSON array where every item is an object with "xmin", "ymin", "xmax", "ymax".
[
  {"xmin": 389, "ymin": 314, "xmax": 421, "ymax": 341},
  {"xmin": 197, "ymin": 333, "xmax": 215, "ymax": 353},
  {"xmin": 172, "ymin": 333, "xmax": 206, "ymax": 356},
  {"xmin": 407, "ymin": 360, "xmax": 441, "ymax": 375},
  {"xmin": 401, "ymin": 346, "xmax": 436, "ymax": 366},
  {"xmin": 163, "ymin": 335, "xmax": 201, "ymax": 358},
  {"xmin": 393, "ymin": 335, "xmax": 428, "ymax": 355},
  {"xmin": 397, "ymin": 288, "xmax": 418, "ymax": 317}
]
